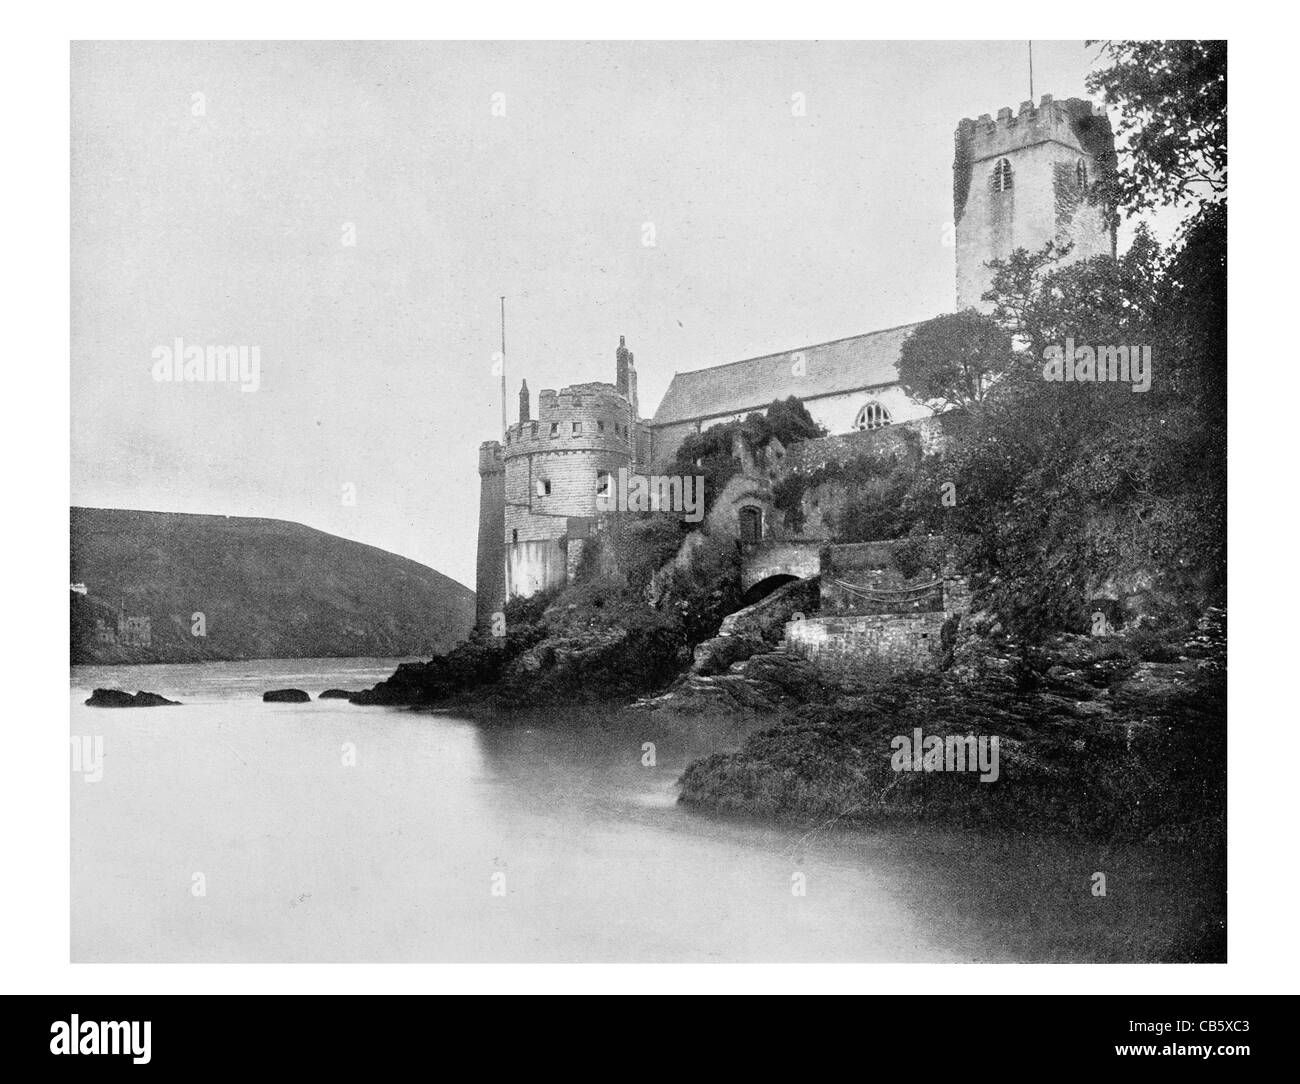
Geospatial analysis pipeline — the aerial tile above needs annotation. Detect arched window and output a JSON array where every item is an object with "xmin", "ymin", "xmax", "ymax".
[
  {"xmin": 992, "ymin": 158, "xmax": 1013, "ymax": 193},
  {"xmin": 853, "ymin": 401, "xmax": 892, "ymax": 431},
  {"xmin": 1075, "ymin": 158, "xmax": 1087, "ymax": 190},
  {"xmin": 738, "ymin": 505, "xmax": 763, "ymax": 543}
]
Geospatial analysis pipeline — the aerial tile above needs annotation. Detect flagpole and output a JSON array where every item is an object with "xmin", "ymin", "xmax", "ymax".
[{"xmin": 499, "ymin": 296, "xmax": 507, "ymax": 440}]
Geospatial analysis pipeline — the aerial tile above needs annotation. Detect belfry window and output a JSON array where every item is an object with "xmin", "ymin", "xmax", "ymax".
[
  {"xmin": 992, "ymin": 158, "xmax": 1013, "ymax": 192},
  {"xmin": 853, "ymin": 401, "xmax": 892, "ymax": 431}
]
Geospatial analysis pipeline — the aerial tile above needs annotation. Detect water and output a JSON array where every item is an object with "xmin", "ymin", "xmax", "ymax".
[{"xmin": 70, "ymin": 659, "xmax": 1221, "ymax": 962}]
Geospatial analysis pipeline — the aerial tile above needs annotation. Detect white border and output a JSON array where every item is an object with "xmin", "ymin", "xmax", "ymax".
[{"xmin": 6, "ymin": 6, "xmax": 1294, "ymax": 995}]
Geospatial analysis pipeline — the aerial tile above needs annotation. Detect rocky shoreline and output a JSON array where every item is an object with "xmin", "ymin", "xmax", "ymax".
[{"xmin": 659, "ymin": 608, "xmax": 1226, "ymax": 842}]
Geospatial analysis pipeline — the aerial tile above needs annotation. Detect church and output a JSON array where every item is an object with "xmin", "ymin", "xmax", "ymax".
[{"xmin": 476, "ymin": 94, "xmax": 1117, "ymax": 627}]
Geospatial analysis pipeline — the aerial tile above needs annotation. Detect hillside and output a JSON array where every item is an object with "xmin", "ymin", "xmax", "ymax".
[{"xmin": 70, "ymin": 508, "xmax": 474, "ymax": 664}]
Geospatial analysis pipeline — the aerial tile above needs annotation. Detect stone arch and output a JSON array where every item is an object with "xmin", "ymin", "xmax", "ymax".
[{"xmin": 741, "ymin": 573, "xmax": 799, "ymax": 608}]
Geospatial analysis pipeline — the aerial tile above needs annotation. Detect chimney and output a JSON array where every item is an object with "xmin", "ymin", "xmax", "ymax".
[
  {"xmin": 518, "ymin": 379, "xmax": 530, "ymax": 424},
  {"xmin": 616, "ymin": 335, "xmax": 631, "ymax": 397}
]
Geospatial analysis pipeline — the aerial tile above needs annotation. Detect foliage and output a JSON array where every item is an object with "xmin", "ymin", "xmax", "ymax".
[
  {"xmin": 893, "ymin": 529, "xmax": 946, "ymax": 580},
  {"xmin": 772, "ymin": 426, "xmax": 924, "ymax": 537},
  {"xmin": 897, "ymin": 309, "xmax": 1015, "ymax": 410},
  {"xmin": 655, "ymin": 532, "xmax": 743, "ymax": 647},
  {"xmin": 610, "ymin": 515, "xmax": 691, "ymax": 591},
  {"xmin": 929, "ymin": 215, "xmax": 1224, "ymax": 639},
  {"xmin": 1085, "ymin": 39, "xmax": 1226, "ymax": 213},
  {"xmin": 983, "ymin": 227, "xmax": 1163, "ymax": 350},
  {"xmin": 671, "ymin": 396, "xmax": 825, "ymax": 522}
]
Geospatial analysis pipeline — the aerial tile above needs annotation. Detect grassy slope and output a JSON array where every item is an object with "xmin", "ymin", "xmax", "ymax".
[{"xmin": 70, "ymin": 507, "xmax": 474, "ymax": 663}]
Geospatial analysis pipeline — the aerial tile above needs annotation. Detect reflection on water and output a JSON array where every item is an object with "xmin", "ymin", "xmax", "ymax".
[{"xmin": 70, "ymin": 659, "xmax": 1223, "ymax": 962}]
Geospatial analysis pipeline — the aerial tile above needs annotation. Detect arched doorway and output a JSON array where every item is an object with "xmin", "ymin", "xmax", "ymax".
[{"xmin": 738, "ymin": 505, "xmax": 763, "ymax": 543}]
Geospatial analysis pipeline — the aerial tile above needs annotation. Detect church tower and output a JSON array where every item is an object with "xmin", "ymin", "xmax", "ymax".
[{"xmin": 953, "ymin": 95, "xmax": 1117, "ymax": 311}]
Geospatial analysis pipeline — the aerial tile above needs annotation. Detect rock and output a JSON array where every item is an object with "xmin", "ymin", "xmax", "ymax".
[
  {"xmin": 1109, "ymin": 661, "xmax": 1194, "ymax": 704},
  {"xmin": 263, "ymin": 688, "xmax": 310, "ymax": 703},
  {"xmin": 85, "ymin": 688, "xmax": 180, "ymax": 707},
  {"xmin": 1070, "ymin": 699, "xmax": 1115, "ymax": 719},
  {"xmin": 317, "ymin": 689, "xmax": 357, "ymax": 699},
  {"xmin": 692, "ymin": 633, "xmax": 767, "ymax": 676}
]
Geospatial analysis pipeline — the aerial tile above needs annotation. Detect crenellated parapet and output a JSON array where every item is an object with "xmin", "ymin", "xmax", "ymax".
[
  {"xmin": 503, "ymin": 382, "xmax": 637, "ymax": 460},
  {"xmin": 955, "ymin": 95, "xmax": 1113, "ymax": 165}
]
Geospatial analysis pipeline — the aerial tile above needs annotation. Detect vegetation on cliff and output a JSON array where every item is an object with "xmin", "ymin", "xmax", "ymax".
[
  {"xmin": 70, "ymin": 507, "xmax": 475, "ymax": 663},
  {"xmin": 675, "ymin": 609, "xmax": 1225, "ymax": 844},
  {"xmin": 670, "ymin": 396, "xmax": 824, "ymax": 522},
  {"xmin": 354, "ymin": 533, "xmax": 743, "ymax": 707}
]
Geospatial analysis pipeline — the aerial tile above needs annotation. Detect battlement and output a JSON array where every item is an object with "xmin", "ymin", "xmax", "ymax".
[
  {"xmin": 535, "ymin": 382, "xmax": 628, "ymax": 414},
  {"xmin": 478, "ymin": 440, "xmax": 504, "ymax": 474},
  {"xmin": 956, "ymin": 95, "xmax": 1111, "ymax": 164},
  {"xmin": 505, "ymin": 381, "xmax": 637, "ymax": 458}
]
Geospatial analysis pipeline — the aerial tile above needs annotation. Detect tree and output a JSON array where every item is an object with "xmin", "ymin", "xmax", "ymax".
[
  {"xmin": 757, "ymin": 396, "xmax": 825, "ymax": 446},
  {"xmin": 897, "ymin": 310, "xmax": 1014, "ymax": 411},
  {"xmin": 983, "ymin": 226, "xmax": 1164, "ymax": 355},
  {"xmin": 1085, "ymin": 40, "xmax": 1226, "ymax": 213}
]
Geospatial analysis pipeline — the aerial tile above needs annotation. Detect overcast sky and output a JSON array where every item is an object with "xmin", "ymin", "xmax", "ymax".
[{"xmin": 71, "ymin": 40, "xmax": 1179, "ymax": 589}]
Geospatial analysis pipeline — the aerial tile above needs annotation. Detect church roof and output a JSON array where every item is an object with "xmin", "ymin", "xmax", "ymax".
[{"xmin": 650, "ymin": 321, "xmax": 924, "ymax": 427}]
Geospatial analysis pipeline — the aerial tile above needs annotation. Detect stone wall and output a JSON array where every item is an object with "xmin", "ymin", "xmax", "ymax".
[
  {"xmin": 820, "ymin": 539, "xmax": 947, "ymax": 614},
  {"xmin": 506, "ymin": 538, "xmax": 568, "ymax": 601},
  {"xmin": 785, "ymin": 612, "xmax": 950, "ymax": 676},
  {"xmin": 779, "ymin": 414, "xmax": 956, "ymax": 476}
]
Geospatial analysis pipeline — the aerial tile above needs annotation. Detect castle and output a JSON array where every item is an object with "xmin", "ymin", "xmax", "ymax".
[{"xmin": 476, "ymin": 95, "xmax": 1116, "ymax": 628}]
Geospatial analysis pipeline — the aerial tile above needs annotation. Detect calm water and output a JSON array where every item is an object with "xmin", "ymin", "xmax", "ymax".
[{"xmin": 70, "ymin": 658, "xmax": 1221, "ymax": 962}]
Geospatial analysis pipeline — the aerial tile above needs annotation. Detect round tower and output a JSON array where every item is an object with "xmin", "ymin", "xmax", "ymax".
[
  {"xmin": 475, "ymin": 440, "xmax": 505, "ymax": 630},
  {"xmin": 501, "ymin": 381, "xmax": 636, "ymax": 600}
]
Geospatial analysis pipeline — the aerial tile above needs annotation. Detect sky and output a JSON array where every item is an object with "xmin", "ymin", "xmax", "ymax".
[{"xmin": 71, "ymin": 41, "xmax": 1181, "ymax": 590}]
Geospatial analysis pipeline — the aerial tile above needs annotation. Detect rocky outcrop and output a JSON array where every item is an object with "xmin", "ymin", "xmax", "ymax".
[
  {"xmin": 495, "ymin": 623, "xmax": 686, "ymax": 706},
  {"xmin": 85, "ymin": 688, "xmax": 179, "ymax": 707},
  {"xmin": 317, "ymin": 689, "xmax": 356, "ymax": 699},
  {"xmin": 690, "ymin": 576, "xmax": 818, "ymax": 677},
  {"xmin": 674, "ymin": 606, "xmax": 1227, "ymax": 843},
  {"xmin": 263, "ymin": 688, "xmax": 310, "ymax": 703}
]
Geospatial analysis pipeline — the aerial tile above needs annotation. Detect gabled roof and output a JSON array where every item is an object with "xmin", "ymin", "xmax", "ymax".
[{"xmin": 650, "ymin": 321, "xmax": 924, "ymax": 427}]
